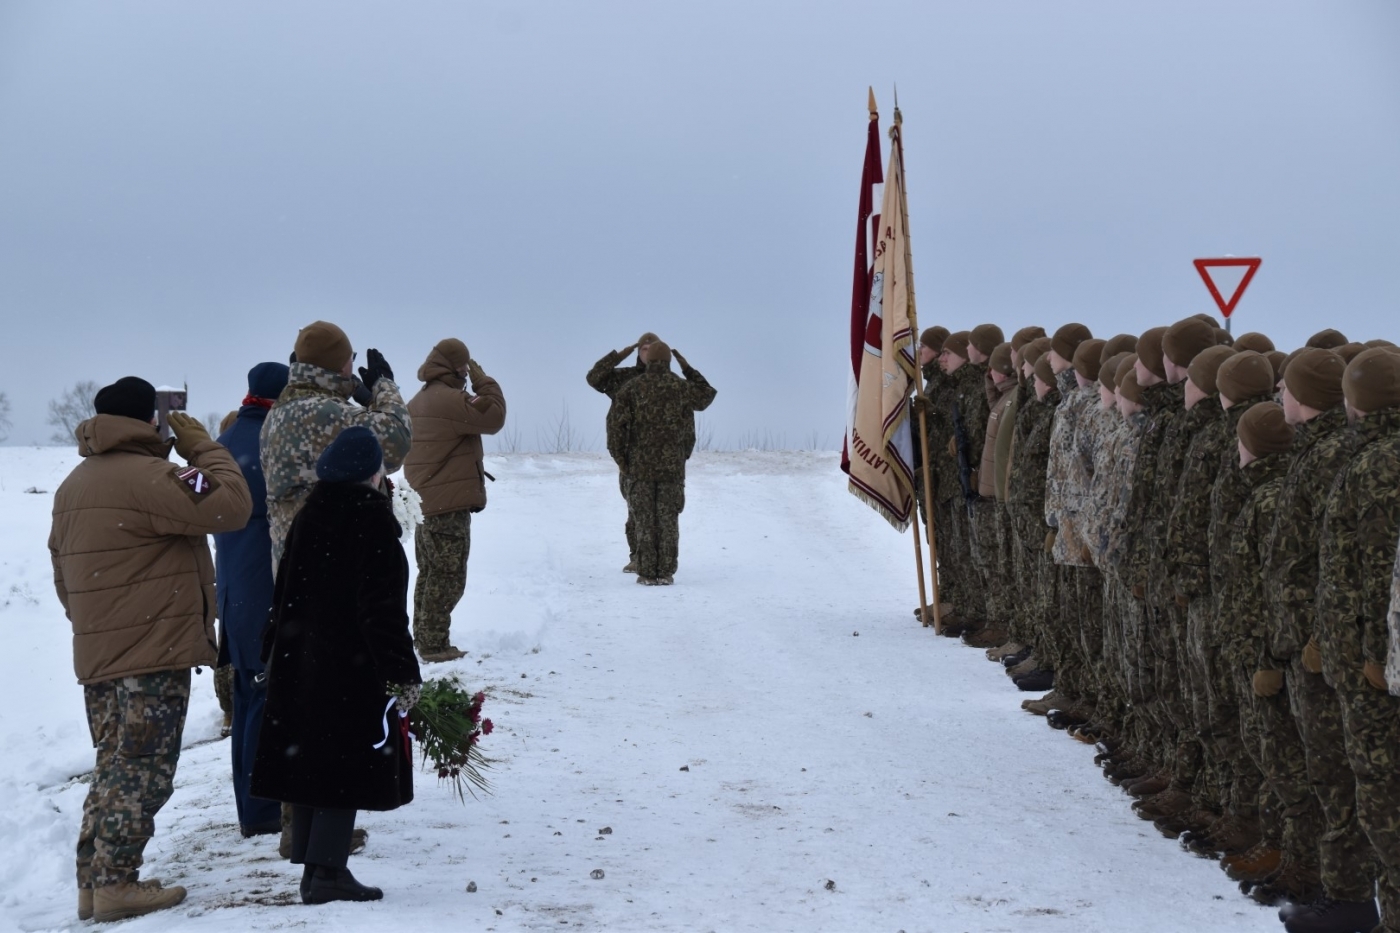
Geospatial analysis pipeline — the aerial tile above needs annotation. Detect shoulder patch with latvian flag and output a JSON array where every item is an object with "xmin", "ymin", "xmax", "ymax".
[{"xmin": 174, "ymin": 465, "xmax": 217, "ymax": 500}]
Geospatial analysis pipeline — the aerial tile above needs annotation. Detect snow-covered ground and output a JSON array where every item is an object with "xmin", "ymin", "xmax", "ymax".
[{"xmin": 0, "ymin": 448, "xmax": 1281, "ymax": 933}]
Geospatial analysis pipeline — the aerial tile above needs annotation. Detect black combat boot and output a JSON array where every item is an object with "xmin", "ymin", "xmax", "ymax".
[
  {"xmin": 1281, "ymin": 897, "xmax": 1379, "ymax": 933},
  {"xmin": 1014, "ymin": 669, "xmax": 1055, "ymax": 692},
  {"xmin": 302, "ymin": 866, "xmax": 384, "ymax": 905}
]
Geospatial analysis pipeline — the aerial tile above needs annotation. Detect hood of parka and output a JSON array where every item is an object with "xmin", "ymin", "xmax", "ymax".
[
  {"xmin": 76, "ymin": 414, "xmax": 172, "ymax": 460},
  {"xmin": 417, "ymin": 347, "xmax": 466, "ymax": 390}
]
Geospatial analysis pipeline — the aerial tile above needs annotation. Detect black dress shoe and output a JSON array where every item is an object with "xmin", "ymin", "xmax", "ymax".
[{"xmin": 302, "ymin": 866, "xmax": 384, "ymax": 905}]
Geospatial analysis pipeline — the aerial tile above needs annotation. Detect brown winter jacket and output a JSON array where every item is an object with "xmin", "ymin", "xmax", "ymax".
[
  {"xmin": 49, "ymin": 415, "xmax": 253, "ymax": 684},
  {"xmin": 403, "ymin": 348, "xmax": 507, "ymax": 517},
  {"xmin": 979, "ymin": 379, "xmax": 1018, "ymax": 498}
]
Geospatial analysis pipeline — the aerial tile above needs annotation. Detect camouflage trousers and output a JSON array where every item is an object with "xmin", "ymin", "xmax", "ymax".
[
  {"xmin": 969, "ymin": 499, "xmax": 1010, "ymax": 625},
  {"xmin": 1057, "ymin": 564, "xmax": 1102, "ymax": 706},
  {"xmin": 413, "ymin": 509, "xmax": 472, "ymax": 652},
  {"xmin": 1185, "ymin": 597, "xmax": 1231, "ymax": 811},
  {"xmin": 1338, "ymin": 682, "xmax": 1400, "ymax": 926},
  {"xmin": 942, "ymin": 498, "xmax": 986, "ymax": 625},
  {"xmin": 1252, "ymin": 667, "xmax": 1323, "ymax": 865},
  {"xmin": 1233, "ymin": 663, "xmax": 1280, "ymax": 840},
  {"xmin": 1024, "ymin": 547, "xmax": 1061, "ymax": 671},
  {"xmin": 619, "ymin": 473, "xmax": 638, "ymax": 563},
  {"xmin": 214, "ymin": 664, "xmax": 233, "ymax": 717},
  {"xmin": 627, "ymin": 480, "xmax": 684, "ymax": 578},
  {"xmin": 1007, "ymin": 531, "xmax": 1037, "ymax": 648},
  {"xmin": 1288, "ymin": 659, "xmax": 1375, "ymax": 901},
  {"xmin": 78, "ymin": 669, "xmax": 190, "ymax": 889}
]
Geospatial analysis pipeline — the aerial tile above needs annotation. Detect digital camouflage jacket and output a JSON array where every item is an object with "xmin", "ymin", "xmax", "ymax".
[
  {"xmin": 1044, "ymin": 374, "xmax": 1098, "ymax": 566},
  {"xmin": 1217, "ymin": 453, "xmax": 1290, "ymax": 671},
  {"xmin": 606, "ymin": 361, "xmax": 717, "ymax": 483},
  {"xmin": 1206, "ymin": 394, "xmax": 1273, "ymax": 604},
  {"xmin": 1163, "ymin": 398, "xmax": 1225, "ymax": 601},
  {"xmin": 1088, "ymin": 406, "xmax": 1143, "ymax": 572},
  {"xmin": 1115, "ymin": 381, "xmax": 1182, "ymax": 590},
  {"xmin": 1006, "ymin": 386, "xmax": 1061, "ymax": 551}
]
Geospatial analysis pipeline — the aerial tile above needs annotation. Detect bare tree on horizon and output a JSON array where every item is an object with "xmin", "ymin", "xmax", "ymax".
[{"xmin": 47, "ymin": 380, "xmax": 100, "ymax": 444}]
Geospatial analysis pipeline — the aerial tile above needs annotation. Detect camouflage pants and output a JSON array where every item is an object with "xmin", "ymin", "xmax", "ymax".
[
  {"xmin": 413, "ymin": 509, "xmax": 472, "ymax": 651},
  {"xmin": 1186, "ymin": 597, "xmax": 1231, "ymax": 811},
  {"xmin": 1254, "ymin": 668, "xmax": 1323, "ymax": 865},
  {"xmin": 969, "ymin": 499, "xmax": 1008, "ymax": 625},
  {"xmin": 1288, "ymin": 659, "xmax": 1376, "ymax": 901},
  {"xmin": 1338, "ymin": 683, "xmax": 1400, "ymax": 925},
  {"xmin": 619, "ymin": 473, "xmax": 638, "ymax": 562},
  {"xmin": 1026, "ymin": 548, "xmax": 1060, "ymax": 671},
  {"xmin": 1007, "ymin": 532, "xmax": 1037, "ymax": 648},
  {"xmin": 942, "ymin": 499, "xmax": 986, "ymax": 625},
  {"xmin": 214, "ymin": 663, "xmax": 234, "ymax": 717},
  {"xmin": 628, "ymin": 480, "xmax": 684, "ymax": 578},
  {"xmin": 1062, "ymin": 564, "xmax": 1103, "ymax": 706},
  {"xmin": 1050, "ymin": 564, "xmax": 1089, "ymax": 701},
  {"xmin": 1234, "ymin": 663, "xmax": 1281, "ymax": 841},
  {"xmin": 935, "ymin": 498, "xmax": 974, "ymax": 623},
  {"xmin": 78, "ymin": 669, "xmax": 190, "ymax": 889}
]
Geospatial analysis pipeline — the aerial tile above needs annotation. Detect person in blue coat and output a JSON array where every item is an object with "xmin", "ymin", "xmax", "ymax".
[{"xmin": 215, "ymin": 362, "xmax": 289, "ymax": 837}]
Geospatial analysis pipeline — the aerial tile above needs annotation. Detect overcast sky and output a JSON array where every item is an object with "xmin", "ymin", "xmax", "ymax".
[{"xmin": 1, "ymin": 1, "xmax": 1397, "ymax": 449}]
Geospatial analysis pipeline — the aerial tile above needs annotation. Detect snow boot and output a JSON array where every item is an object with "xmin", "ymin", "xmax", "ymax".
[
  {"xmin": 1105, "ymin": 757, "xmax": 1151, "ymax": 784},
  {"xmin": 1021, "ymin": 690, "xmax": 1064, "ymax": 715},
  {"xmin": 1250, "ymin": 859, "xmax": 1323, "ymax": 907},
  {"xmin": 302, "ymin": 866, "xmax": 383, "ymax": 905},
  {"xmin": 92, "ymin": 879, "xmax": 187, "ymax": 923},
  {"xmin": 1132, "ymin": 787, "xmax": 1192, "ymax": 820},
  {"xmin": 1007, "ymin": 654, "xmax": 1040, "ymax": 678},
  {"xmin": 78, "ymin": 888, "xmax": 92, "ymax": 921},
  {"xmin": 938, "ymin": 616, "xmax": 974, "ymax": 638},
  {"xmin": 1155, "ymin": 807, "xmax": 1215, "ymax": 840},
  {"xmin": 962, "ymin": 626, "xmax": 1009, "ymax": 649},
  {"xmin": 623, "ymin": 561, "xmax": 639, "ymax": 574},
  {"xmin": 420, "ymin": 645, "xmax": 467, "ymax": 663},
  {"xmin": 657, "ymin": 575, "xmax": 675, "ymax": 585},
  {"xmin": 987, "ymin": 641, "xmax": 1024, "ymax": 661},
  {"xmin": 1281, "ymin": 898, "xmax": 1379, "ymax": 933},
  {"xmin": 1222, "ymin": 842, "xmax": 1283, "ymax": 883},
  {"xmin": 636, "ymin": 576, "xmax": 659, "ymax": 586},
  {"xmin": 1123, "ymin": 772, "xmax": 1171, "ymax": 798},
  {"xmin": 1014, "ymin": 669, "xmax": 1055, "ymax": 692},
  {"xmin": 1188, "ymin": 815, "xmax": 1260, "ymax": 857}
]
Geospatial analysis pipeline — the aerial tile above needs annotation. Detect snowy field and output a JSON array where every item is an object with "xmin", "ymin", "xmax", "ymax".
[{"xmin": 0, "ymin": 448, "xmax": 1281, "ymax": 933}]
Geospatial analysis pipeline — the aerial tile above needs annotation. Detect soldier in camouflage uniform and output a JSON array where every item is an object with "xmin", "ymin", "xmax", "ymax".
[
  {"xmin": 588, "ymin": 332, "xmax": 660, "ymax": 571},
  {"xmin": 933, "ymin": 331, "xmax": 987, "ymax": 636},
  {"xmin": 262, "ymin": 321, "xmax": 412, "ymax": 571},
  {"xmin": 1314, "ymin": 349, "xmax": 1400, "ymax": 933},
  {"xmin": 966, "ymin": 341, "xmax": 1019, "ymax": 648},
  {"xmin": 910, "ymin": 326, "xmax": 950, "ymax": 624},
  {"xmin": 1261, "ymin": 348, "xmax": 1374, "ymax": 918},
  {"xmin": 606, "ymin": 342, "xmax": 716, "ymax": 584}
]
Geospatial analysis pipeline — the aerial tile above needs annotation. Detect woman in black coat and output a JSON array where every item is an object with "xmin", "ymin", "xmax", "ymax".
[{"xmin": 252, "ymin": 426, "xmax": 422, "ymax": 904}]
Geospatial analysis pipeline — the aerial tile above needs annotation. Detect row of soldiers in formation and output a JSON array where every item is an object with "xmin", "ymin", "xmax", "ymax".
[{"xmin": 912, "ymin": 319, "xmax": 1400, "ymax": 933}]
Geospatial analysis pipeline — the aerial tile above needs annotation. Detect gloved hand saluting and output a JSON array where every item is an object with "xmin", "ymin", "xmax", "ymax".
[
  {"xmin": 167, "ymin": 412, "xmax": 212, "ymax": 462},
  {"xmin": 350, "ymin": 374, "xmax": 373, "ymax": 407},
  {"xmin": 359, "ymin": 348, "xmax": 394, "ymax": 391},
  {"xmin": 467, "ymin": 359, "xmax": 488, "ymax": 387},
  {"xmin": 673, "ymin": 349, "xmax": 689, "ymax": 370}
]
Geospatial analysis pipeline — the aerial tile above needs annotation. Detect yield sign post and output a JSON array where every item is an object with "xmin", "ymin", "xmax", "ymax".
[{"xmin": 1193, "ymin": 257, "xmax": 1262, "ymax": 333}]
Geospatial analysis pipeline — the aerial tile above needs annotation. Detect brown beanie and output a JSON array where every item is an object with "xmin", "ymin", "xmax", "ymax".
[
  {"xmin": 1118, "ymin": 356, "xmax": 1143, "ymax": 403},
  {"xmin": 943, "ymin": 331, "xmax": 971, "ymax": 360},
  {"xmin": 1051, "ymin": 323, "xmax": 1092, "ymax": 364},
  {"xmin": 1194, "ymin": 313, "xmax": 1222, "ymax": 329},
  {"xmin": 1283, "ymin": 348, "xmax": 1346, "ymax": 411},
  {"xmin": 1034, "ymin": 354, "xmax": 1056, "ymax": 388},
  {"xmin": 970, "ymin": 324, "xmax": 1005, "ymax": 358},
  {"xmin": 1238, "ymin": 402, "xmax": 1294, "ymax": 458},
  {"xmin": 1073, "ymin": 338, "xmax": 1107, "ymax": 382},
  {"xmin": 294, "ymin": 321, "xmax": 353, "ymax": 372},
  {"xmin": 1186, "ymin": 345, "xmax": 1238, "ymax": 396},
  {"xmin": 1307, "ymin": 329, "xmax": 1348, "ymax": 350},
  {"xmin": 1234, "ymin": 332, "xmax": 1275, "ymax": 354},
  {"xmin": 1137, "ymin": 327, "xmax": 1169, "ymax": 379},
  {"xmin": 1100, "ymin": 333, "xmax": 1137, "ymax": 363},
  {"xmin": 989, "ymin": 343, "xmax": 1015, "ymax": 376},
  {"xmin": 1164, "ymin": 318, "xmax": 1217, "ymax": 368},
  {"xmin": 1021, "ymin": 337, "xmax": 1051, "ymax": 369},
  {"xmin": 1364, "ymin": 338, "xmax": 1397, "ymax": 350},
  {"xmin": 648, "ymin": 340, "xmax": 673, "ymax": 366},
  {"xmin": 433, "ymin": 338, "xmax": 470, "ymax": 371},
  {"xmin": 639, "ymin": 331, "xmax": 660, "ymax": 347},
  {"xmin": 1217, "ymin": 351, "xmax": 1276, "ymax": 403},
  {"xmin": 1265, "ymin": 350, "xmax": 1287, "ymax": 382},
  {"xmin": 1343, "ymin": 348, "xmax": 1400, "ymax": 413},
  {"xmin": 1012, "ymin": 326, "xmax": 1046, "ymax": 352},
  {"xmin": 1336, "ymin": 342, "xmax": 1366, "ymax": 363},
  {"xmin": 1214, "ymin": 328, "xmax": 1234, "ymax": 347},
  {"xmin": 920, "ymin": 326, "xmax": 950, "ymax": 352},
  {"xmin": 1100, "ymin": 352, "xmax": 1131, "ymax": 390}
]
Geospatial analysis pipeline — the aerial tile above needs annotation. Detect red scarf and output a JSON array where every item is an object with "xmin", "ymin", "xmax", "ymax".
[{"xmin": 242, "ymin": 395, "xmax": 275, "ymax": 409}]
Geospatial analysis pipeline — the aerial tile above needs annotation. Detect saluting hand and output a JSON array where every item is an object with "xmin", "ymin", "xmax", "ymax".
[
  {"xmin": 167, "ymin": 412, "xmax": 212, "ymax": 462},
  {"xmin": 467, "ymin": 359, "xmax": 488, "ymax": 387},
  {"xmin": 673, "ymin": 349, "xmax": 689, "ymax": 370}
]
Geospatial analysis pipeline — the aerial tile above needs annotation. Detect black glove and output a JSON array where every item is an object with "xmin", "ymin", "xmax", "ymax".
[
  {"xmin": 358, "ymin": 348, "xmax": 394, "ymax": 390},
  {"xmin": 351, "ymin": 374, "xmax": 373, "ymax": 406},
  {"xmin": 288, "ymin": 351, "xmax": 298, "ymax": 365}
]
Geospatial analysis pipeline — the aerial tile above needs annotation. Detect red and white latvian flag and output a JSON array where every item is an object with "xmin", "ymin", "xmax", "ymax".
[{"xmin": 842, "ymin": 98, "xmax": 917, "ymax": 530}]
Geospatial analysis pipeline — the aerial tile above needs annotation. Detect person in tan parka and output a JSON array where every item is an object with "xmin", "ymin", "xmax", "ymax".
[
  {"xmin": 403, "ymin": 338, "xmax": 507, "ymax": 661},
  {"xmin": 49, "ymin": 376, "xmax": 252, "ymax": 923}
]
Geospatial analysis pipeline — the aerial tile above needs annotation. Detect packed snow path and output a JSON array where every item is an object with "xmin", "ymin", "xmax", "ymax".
[{"xmin": 1, "ymin": 451, "xmax": 1281, "ymax": 932}]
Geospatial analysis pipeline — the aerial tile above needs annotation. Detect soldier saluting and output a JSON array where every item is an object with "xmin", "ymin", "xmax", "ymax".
[
  {"xmin": 606, "ymin": 341, "xmax": 716, "ymax": 585},
  {"xmin": 588, "ymin": 332, "xmax": 660, "ymax": 573}
]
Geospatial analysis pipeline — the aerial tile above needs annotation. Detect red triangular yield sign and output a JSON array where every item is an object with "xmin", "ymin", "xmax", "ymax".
[{"xmin": 1193, "ymin": 257, "xmax": 1261, "ymax": 319}]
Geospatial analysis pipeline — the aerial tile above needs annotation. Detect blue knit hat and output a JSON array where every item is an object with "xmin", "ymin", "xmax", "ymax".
[
  {"xmin": 315, "ymin": 426, "xmax": 383, "ymax": 483},
  {"xmin": 247, "ymin": 362, "xmax": 289, "ymax": 401}
]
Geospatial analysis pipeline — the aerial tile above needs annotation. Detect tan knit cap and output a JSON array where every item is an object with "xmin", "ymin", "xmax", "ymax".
[
  {"xmin": 1238, "ymin": 402, "xmax": 1294, "ymax": 457},
  {"xmin": 1234, "ymin": 332, "xmax": 1275, "ymax": 354},
  {"xmin": 1343, "ymin": 348, "xmax": 1400, "ymax": 413},
  {"xmin": 1021, "ymin": 337, "xmax": 1051, "ymax": 368},
  {"xmin": 1217, "ymin": 351, "xmax": 1276, "ymax": 404},
  {"xmin": 1033, "ymin": 354, "xmax": 1056, "ymax": 388},
  {"xmin": 920, "ymin": 326, "xmax": 950, "ymax": 352},
  {"xmin": 1283, "ymin": 348, "xmax": 1346, "ymax": 411},
  {"xmin": 294, "ymin": 321, "xmax": 353, "ymax": 372},
  {"xmin": 1118, "ymin": 356, "xmax": 1143, "ymax": 403},
  {"xmin": 943, "ymin": 331, "xmax": 971, "ymax": 360},
  {"xmin": 1012, "ymin": 326, "xmax": 1047, "ymax": 352},
  {"xmin": 1164, "ymin": 318, "xmax": 1217, "ymax": 368},
  {"xmin": 1072, "ymin": 338, "xmax": 1107, "ymax": 382},
  {"xmin": 433, "ymin": 338, "xmax": 470, "ymax": 371},
  {"xmin": 1265, "ymin": 350, "xmax": 1287, "ymax": 382},
  {"xmin": 1186, "ymin": 345, "xmax": 1237, "ymax": 396},
  {"xmin": 1307, "ymin": 329, "xmax": 1348, "ymax": 350},
  {"xmin": 1336, "ymin": 342, "xmax": 1366, "ymax": 363},
  {"xmin": 648, "ymin": 340, "xmax": 673, "ymax": 365},
  {"xmin": 1100, "ymin": 333, "xmax": 1137, "ymax": 362},
  {"xmin": 1100, "ymin": 352, "xmax": 1131, "ymax": 390},
  {"xmin": 1194, "ymin": 313, "xmax": 1223, "ymax": 329},
  {"xmin": 1214, "ymin": 328, "xmax": 1234, "ymax": 347},
  {"xmin": 1051, "ymin": 323, "xmax": 1092, "ymax": 364},
  {"xmin": 1137, "ymin": 327, "xmax": 1169, "ymax": 379},
  {"xmin": 989, "ymin": 342, "xmax": 1015, "ymax": 376},
  {"xmin": 639, "ymin": 332, "xmax": 660, "ymax": 347},
  {"xmin": 970, "ymin": 324, "xmax": 1005, "ymax": 358},
  {"xmin": 1364, "ymin": 338, "xmax": 1397, "ymax": 350}
]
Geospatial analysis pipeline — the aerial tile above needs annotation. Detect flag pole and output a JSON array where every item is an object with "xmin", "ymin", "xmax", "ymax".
[{"xmin": 892, "ymin": 101, "xmax": 943, "ymax": 633}]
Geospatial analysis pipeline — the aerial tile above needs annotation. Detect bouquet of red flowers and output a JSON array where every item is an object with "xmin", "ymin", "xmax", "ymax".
[{"xmin": 408, "ymin": 676, "xmax": 494, "ymax": 801}]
